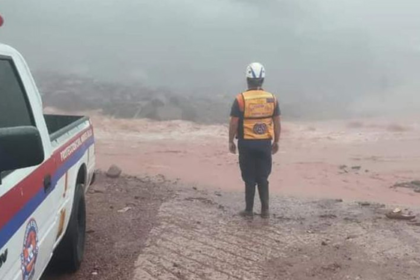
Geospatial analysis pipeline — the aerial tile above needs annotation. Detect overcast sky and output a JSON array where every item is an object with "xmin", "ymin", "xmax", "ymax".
[{"xmin": 1, "ymin": 0, "xmax": 420, "ymax": 117}]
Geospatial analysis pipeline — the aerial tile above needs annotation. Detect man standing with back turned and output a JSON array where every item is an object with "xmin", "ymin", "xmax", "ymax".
[{"xmin": 229, "ymin": 63, "xmax": 281, "ymax": 218}]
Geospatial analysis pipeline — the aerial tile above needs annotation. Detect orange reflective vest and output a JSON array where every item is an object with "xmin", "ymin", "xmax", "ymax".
[{"xmin": 236, "ymin": 90, "xmax": 276, "ymax": 140}]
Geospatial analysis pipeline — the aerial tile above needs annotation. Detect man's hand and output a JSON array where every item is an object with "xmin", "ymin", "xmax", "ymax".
[
  {"xmin": 272, "ymin": 142, "xmax": 279, "ymax": 155},
  {"xmin": 229, "ymin": 142, "xmax": 237, "ymax": 154}
]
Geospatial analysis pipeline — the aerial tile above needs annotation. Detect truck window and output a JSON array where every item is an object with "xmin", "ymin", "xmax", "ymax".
[{"xmin": 0, "ymin": 58, "xmax": 34, "ymax": 128}]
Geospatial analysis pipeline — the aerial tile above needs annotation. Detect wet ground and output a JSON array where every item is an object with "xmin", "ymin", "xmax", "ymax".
[
  {"xmin": 44, "ymin": 174, "xmax": 420, "ymax": 280},
  {"xmin": 134, "ymin": 188, "xmax": 420, "ymax": 280}
]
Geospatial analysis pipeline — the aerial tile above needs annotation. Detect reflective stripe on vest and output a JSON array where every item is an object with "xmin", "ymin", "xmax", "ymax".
[{"xmin": 236, "ymin": 90, "xmax": 276, "ymax": 140}]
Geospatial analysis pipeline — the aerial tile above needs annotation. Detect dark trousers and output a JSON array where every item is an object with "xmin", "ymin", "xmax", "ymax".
[{"xmin": 238, "ymin": 140, "xmax": 272, "ymax": 212}]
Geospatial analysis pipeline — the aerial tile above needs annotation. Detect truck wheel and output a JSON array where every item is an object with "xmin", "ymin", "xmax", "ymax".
[{"xmin": 52, "ymin": 183, "xmax": 86, "ymax": 272}]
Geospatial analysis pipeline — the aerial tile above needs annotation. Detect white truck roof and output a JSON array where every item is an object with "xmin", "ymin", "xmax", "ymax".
[{"xmin": 0, "ymin": 43, "xmax": 19, "ymax": 56}]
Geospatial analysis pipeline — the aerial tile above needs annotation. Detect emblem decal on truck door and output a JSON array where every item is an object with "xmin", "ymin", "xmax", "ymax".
[{"xmin": 21, "ymin": 219, "xmax": 39, "ymax": 280}]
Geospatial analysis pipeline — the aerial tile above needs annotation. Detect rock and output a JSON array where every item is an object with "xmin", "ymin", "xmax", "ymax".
[
  {"xmin": 386, "ymin": 208, "xmax": 416, "ymax": 220},
  {"xmin": 339, "ymin": 165, "xmax": 348, "ymax": 170},
  {"xmin": 106, "ymin": 165, "xmax": 122, "ymax": 178},
  {"xmin": 321, "ymin": 241, "xmax": 328, "ymax": 246},
  {"xmin": 387, "ymin": 124, "xmax": 409, "ymax": 132},
  {"xmin": 215, "ymin": 192, "xmax": 222, "ymax": 197},
  {"xmin": 92, "ymin": 185, "xmax": 106, "ymax": 193},
  {"xmin": 393, "ymin": 208, "xmax": 402, "ymax": 213},
  {"xmin": 386, "ymin": 213, "xmax": 416, "ymax": 220},
  {"xmin": 412, "ymin": 180, "xmax": 420, "ymax": 186},
  {"xmin": 358, "ymin": 201, "xmax": 370, "ymax": 206},
  {"xmin": 192, "ymin": 186, "xmax": 198, "ymax": 191},
  {"xmin": 155, "ymin": 174, "xmax": 166, "ymax": 183},
  {"xmin": 117, "ymin": 207, "xmax": 132, "ymax": 213},
  {"xmin": 392, "ymin": 181, "xmax": 420, "ymax": 190},
  {"xmin": 352, "ymin": 166, "xmax": 361, "ymax": 170},
  {"xmin": 320, "ymin": 214, "xmax": 337, "ymax": 219},
  {"xmin": 321, "ymin": 263, "xmax": 341, "ymax": 272},
  {"xmin": 334, "ymin": 199, "xmax": 344, "ymax": 203}
]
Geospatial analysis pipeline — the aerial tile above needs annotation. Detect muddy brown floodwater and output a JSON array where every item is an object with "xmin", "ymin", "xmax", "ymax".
[{"xmin": 89, "ymin": 112, "xmax": 420, "ymax": 205}]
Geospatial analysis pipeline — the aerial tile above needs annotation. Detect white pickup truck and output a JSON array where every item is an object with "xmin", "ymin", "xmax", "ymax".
[{"xmin": 0, "ymin": 43, "xmax": 95, "ymax": 280}]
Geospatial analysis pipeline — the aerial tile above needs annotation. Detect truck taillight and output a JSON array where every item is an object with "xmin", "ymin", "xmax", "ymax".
[{"xmin": 0, "ymin": 15, "xmax": 3, "ymax": 27}]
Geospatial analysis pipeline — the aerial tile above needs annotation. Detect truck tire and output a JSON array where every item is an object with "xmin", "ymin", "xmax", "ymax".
[{"xmin": 52, "ymin": 183, "xmax": 86, "ymax": 272}]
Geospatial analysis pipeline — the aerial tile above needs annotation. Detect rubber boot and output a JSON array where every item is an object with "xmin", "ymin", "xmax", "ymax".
[
  {"xmin": 240, "ymin": 183, "xmax": 256, "ymax": 217},
  {"xmin": 258, "ymin": 182, "xmax": 269, "ymax": 218}
]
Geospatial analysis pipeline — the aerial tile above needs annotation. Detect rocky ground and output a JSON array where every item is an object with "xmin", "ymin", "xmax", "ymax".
[
  {"xmin": 36, "ymin": 72, "xmax": 230, "ymax": 124},
  {"xmin": 43, "ymin": 173, "xmax": 420, "ymax": 280}
]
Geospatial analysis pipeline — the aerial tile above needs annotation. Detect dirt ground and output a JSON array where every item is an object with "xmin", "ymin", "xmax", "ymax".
[
  {"xmin": 41, "ymin": 109, "xmax": 420, "ymax": 279},
  {"xmin": 42, "ymin": 173, "xmax": 173, "ymax": 280},
  {"xmin": 43, "ymin": 173, "xmax": 420, "ymax": 280}
]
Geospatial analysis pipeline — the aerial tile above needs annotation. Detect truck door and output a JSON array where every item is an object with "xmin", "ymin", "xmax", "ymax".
[{"xmin": 0, "ymin": 53, "xmax": 54, "ymax": 280}]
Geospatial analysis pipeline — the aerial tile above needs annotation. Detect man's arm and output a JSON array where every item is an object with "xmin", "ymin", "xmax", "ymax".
[
  {"xmin": 229, "ymin": 98, "xmax": 241, "ymax": 154},
  {"xmin": 273, "ymin": 116, "xmax": 281, "ymax": 143},
  {"xmin": 271, "ymin": 116, "xmax": 281, "ymax": 154},
  {"xmin": 229, "ymin": 117, "xmax": 239, "ymax": 144},
  {"xmin": 272, "ymin": 97, "xmax": 281, "ymax": 154}
]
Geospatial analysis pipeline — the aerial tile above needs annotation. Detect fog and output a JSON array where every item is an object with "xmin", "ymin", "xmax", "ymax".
[{"xmin": 1, "ymin": 0, "xmax": 420, "ymax": 118}]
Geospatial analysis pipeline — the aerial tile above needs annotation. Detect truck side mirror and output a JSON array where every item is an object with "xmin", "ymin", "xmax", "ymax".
[{"xmin": 0, "ymin": 126, "xmax": 44, "ymax": 175}]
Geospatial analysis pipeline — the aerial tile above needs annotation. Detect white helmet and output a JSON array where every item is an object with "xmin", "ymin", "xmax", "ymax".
[{"xmin": 246, "ymin": 62, "xmax": 265, "ymax": 79}]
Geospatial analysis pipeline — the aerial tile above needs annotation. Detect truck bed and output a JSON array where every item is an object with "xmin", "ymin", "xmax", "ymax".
[{"xmin": 44, "ymin": 114, "xmax": 89, "ymax": 141}]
